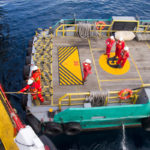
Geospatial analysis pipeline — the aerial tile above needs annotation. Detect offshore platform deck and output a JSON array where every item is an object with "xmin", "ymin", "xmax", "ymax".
[{"xmin": 32, "ymin": 35, "xmax": 150, "ymax": 106}]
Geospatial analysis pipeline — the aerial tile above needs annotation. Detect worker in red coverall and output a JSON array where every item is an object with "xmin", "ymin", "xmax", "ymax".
[
  {"xmin": 105, "ymin": 36, "xmax": 115, "ymax": 58},
  {"xmin": 117, "ymin": 46, "xmax": 129, "ymax": 68},
  {"xmin": 19, "ymin": 79, "xmax": 44, "ymax": 102},
  {"xmin": 31, "ymin": 65, "xmax": 41, "ymax": 85},
  {"xmin": 83, "ymin": 59, "xmax": 92, "ymax": 82},
  {"xmin": 115, "ymin": 37, "xmax": 125, "ymax": 58}
]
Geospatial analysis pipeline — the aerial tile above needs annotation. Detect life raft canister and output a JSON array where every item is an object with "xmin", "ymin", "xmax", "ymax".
[
  {"xmin": 118, "ymin": 89, "xmax": 133, "ymax": 100},
  {"xmin": 96, "ymin": 21, "xmax": 106, "ymax": 30}
]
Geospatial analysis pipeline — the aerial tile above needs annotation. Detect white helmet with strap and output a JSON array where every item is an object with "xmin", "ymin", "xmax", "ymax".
[
  {"xmin": 124, "ymin": 46, "xmax": 129, "ymax": 52},
  {"xmin": 119, "ymin": 37, "xmax": 123, "ymax": 41},
  {"xmin": 27, "ymin": 79, "xmax": 34, "ymax": 85},
  {"xmin": 110, "ymin": 36, "xmax": 114, "ymax": 40},
  {"xmin": 32, "ymin": 65, "xmax": 38, "ymax": 71},
  {"xmin": 85, "ymin": 59, "xmax": 91, "ymax": 64}
]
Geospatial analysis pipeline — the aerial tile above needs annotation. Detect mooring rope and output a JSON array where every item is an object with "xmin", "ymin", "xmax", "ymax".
[
  {"xmin": 5, "ymin": 92, "xmax": 43, "ymax": 95},
  {"xmin": 86, "ymin": 91, "xmax": 108, "ymax": 106},
  {"xmin": 77, "ymin": 22, "xmax": 98, "ymax": 39}
]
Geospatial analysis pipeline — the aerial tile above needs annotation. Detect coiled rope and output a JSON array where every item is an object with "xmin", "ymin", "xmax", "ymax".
[
  {"xmin": 77, "ymin": 23, "xmax": 99, "ymax": 39},
  {"xmin": 86, "ymin": 91, "xmax": 108, "ymax": 106}
]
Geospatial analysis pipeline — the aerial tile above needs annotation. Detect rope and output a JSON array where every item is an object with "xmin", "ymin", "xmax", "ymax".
[
  {"xmin": 86, "ymin": 91, "xmax": 108, "ymax": 107},
  {"xmin": 5, "ymin": 92, "xmax": 43, "ymax": 95},
  {"xmin": 77, "ymin": 23, "xmax": 98, "ymax": 39}
]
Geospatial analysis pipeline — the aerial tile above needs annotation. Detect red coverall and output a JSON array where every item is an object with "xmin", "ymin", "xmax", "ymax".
[
  {"xmin": 83, "ymin": 62, "xmax": 92, "ymax": 81},
  {"xmin": 115, "ymin": 40, "xmax": 125, "ymax": 58},
  {"xmin": 31, "ymin": 69, "xmax": 41, "ymax": 85},
  {"xmin": 105, "ymin": 38, "xmax": 115, "ymax": 58},
  {"xmin": 117, "ymin": 50, "xmax": 129, "ymax": 67},
  {"xmin": 20, "ymin": 82, "xmax": 44, "ymax": 102}
]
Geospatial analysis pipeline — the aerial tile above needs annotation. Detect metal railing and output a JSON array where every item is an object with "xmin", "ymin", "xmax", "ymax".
[
  {"xmin": 58, "ymin": 92, "xmax": 90, "ymax": 111},
  {"xmin": 58, "ymin": 88, "xmax": 142, "ymax": 111},
  {"xmin": 55, "ymin": 21, "xmax": 150, "ymax": 37}
]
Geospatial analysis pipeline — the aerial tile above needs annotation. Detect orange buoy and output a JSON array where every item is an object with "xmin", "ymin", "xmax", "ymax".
[
  {"xmin": 118, "ymin": 89, "xmax": 133, "ymax": 100},
  {"xmin": 96, "ymin": 21, "xmax": 106, "ymax": 30}
]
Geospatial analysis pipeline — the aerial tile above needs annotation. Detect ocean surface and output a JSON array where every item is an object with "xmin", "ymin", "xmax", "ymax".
[{"xmin": 1, "ymin": 0, "xmax": 150, "ymax": 149}]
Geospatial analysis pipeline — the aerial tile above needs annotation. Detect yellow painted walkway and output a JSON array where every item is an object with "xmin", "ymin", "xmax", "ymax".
[{"xmin": 58, "ymin": 46, "xmax": 83, "ymax": 85}]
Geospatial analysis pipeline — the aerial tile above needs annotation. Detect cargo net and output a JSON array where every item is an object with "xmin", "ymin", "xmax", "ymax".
[
  {"xmin": 33, "ymin": 29, "xmax": 53, "ymax": 104},
  {"xmin": 76, "ymin": 23, "xmax": 99, "ymax": 39},
  {"xmin": 86, "ymin": 91, "xmax": 108, "ymax": 107}
]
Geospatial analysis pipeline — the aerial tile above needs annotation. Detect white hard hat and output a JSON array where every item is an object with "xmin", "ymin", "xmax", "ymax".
[
  {"xmin": 119, "ymin": 37, "xmax": 123, "ymax": 41},
  {"xmin": 27, "ymin": 79, "xmax": 34, "ymax": 85},
  {"xmin": 32, "ymin": 65, "xmax": 38, "ymax": 71},
  {"xmin": 85, "ymin": 59, "xmax": 91, "ymax": 64},
  {"xmin": 124, "ymin": 46, "xmax": 129, "ymax": 51},
  {"xmin": 110, "ymin": 36, "xmax": 114, "ymax": 40}
]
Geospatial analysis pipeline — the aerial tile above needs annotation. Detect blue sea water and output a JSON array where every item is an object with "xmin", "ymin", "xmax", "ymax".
[{"xmin": 1, "ymin": 0, "xmax": 150, "ymax": 149}]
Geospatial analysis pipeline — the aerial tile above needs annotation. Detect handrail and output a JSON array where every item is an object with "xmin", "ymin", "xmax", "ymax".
[
  {"xmin": 58, "ymin": 88, "xmax": 142, "ymax": 111},
  {"xmin": 55, "ymin": 22, "xmax": 150, "ymax": 37},
  {"xmin": 58, "ymin": 92, "xmax": 90, "ymax": 111}
]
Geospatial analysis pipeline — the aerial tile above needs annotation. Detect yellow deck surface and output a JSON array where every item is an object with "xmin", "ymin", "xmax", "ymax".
[
  {"xmin": 0, "ymin": 92, "xmax": 18, "ymax": 150},
  {"xmin": 99, "ymin": 52, "xmax": 130, "ymax": 75},
  {"xmin": 58, "ymin": 46, "xmax": 83, "ymax": 85}
]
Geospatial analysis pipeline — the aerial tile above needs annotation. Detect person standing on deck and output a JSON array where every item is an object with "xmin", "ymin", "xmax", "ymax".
[
  {"xmin": 115, "ymin": 37, "xmax": 125, "ymax": 59},
  {"xmin": 105, "ymin": 36, "xmax": 115, "ymax": 58},
  {"xmin": 83, "ymin": 59, "xmax": 92, "ymax": 82},
  {"xmin": 31, "ymin": 65, "xmax": 41, "ymax": 85},
  {"xmin": 117, "ymin": 46, "xmax": 129, "ymax": 68},
  {"xmin": 19, "ymin": 79, "xmax": 44, "ymax": 102}
]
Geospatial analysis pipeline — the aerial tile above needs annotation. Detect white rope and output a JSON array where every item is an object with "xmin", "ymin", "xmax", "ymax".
[
  {"xmin": 77, "ymin": 23, "xmax": 98, "ymax": 39},
  {"xmin": 86, "ymin": 91, "xmax": 108, "ymax": 106}
]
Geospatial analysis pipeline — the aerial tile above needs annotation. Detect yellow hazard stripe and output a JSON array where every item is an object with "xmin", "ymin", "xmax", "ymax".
[
  {"xmin": 59, "ymin": 47, "xmax": 75, "ymax": 62},
  {"xmin": 59, "ymin": 74, "xmax": 71, "ymax": 85},
  {"xmin": 58, "ymin": 47, "xmax": 69, "ymax": 55},
  {"xmin": 61, "ymin": 65, "xmax": 82, "ymax": 84},
  {"xmin": 59, "ymin": 69, "xmax": 75, "ymax": 85},
  {"xmin": 59, "ymin": 78, "xmax": 66, "ymax": 85},
  {"xmin": 59, "ymin": 68, "xmax": 78, "ymax": 85},
  {"xmin": 58, "ymin": 46, "xmax": 83, "ymax": 85},
  {"xmin": 59, "ymin": 47, "xmax": 76, "ymax": 63},
  {"xmin": 59, "ymin": 47, "xmax": 73, "ymax": 60}
]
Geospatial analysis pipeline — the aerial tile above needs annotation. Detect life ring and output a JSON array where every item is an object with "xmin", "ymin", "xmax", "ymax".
[
  {"xmin": 96, "ymin": 21, "xmax": 106, "ymax": 30},
  {"xmin": 118, "ymin": 89, "xmax": 133, "ymax": 100}
]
